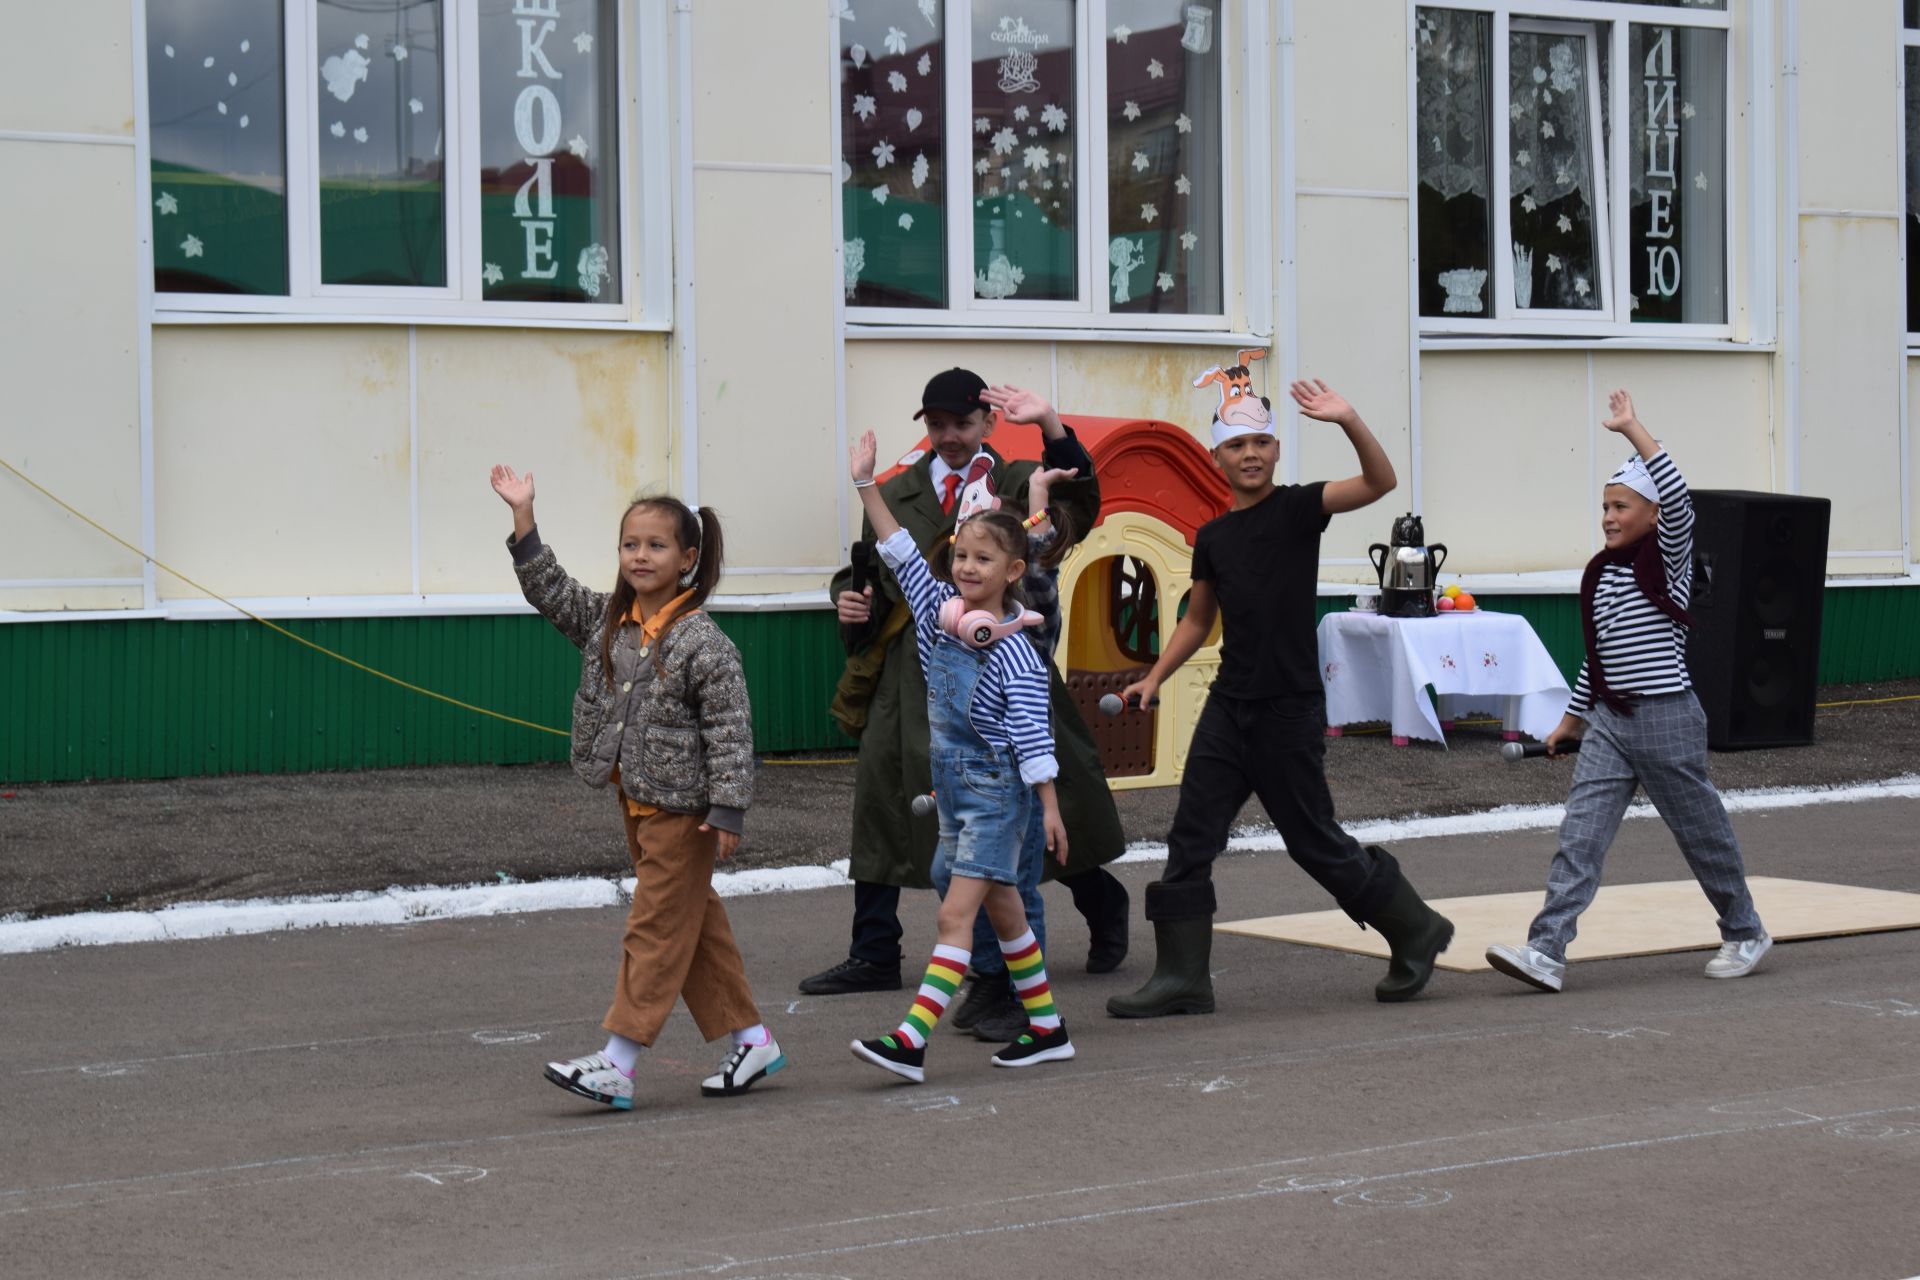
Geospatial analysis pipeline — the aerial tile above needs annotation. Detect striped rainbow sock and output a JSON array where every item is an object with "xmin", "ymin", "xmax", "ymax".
[
  {"xmin": 892, "ymin": 944, "xmax": 970, "ymax": 1050},
  {"xmin": 998, "ymin": 928, "xmax": 1062, "ymax": 1031}
]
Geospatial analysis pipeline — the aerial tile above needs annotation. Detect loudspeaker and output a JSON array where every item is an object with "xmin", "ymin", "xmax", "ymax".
[{"xmin": 1684, "ymin": 490, "xmax": 1831, "ymax": 750}]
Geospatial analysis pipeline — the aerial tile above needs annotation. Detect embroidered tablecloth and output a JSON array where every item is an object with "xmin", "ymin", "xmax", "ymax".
[{"xmin": 1317, "ymin": 609, "xmax": 1571, "ymax": 746}]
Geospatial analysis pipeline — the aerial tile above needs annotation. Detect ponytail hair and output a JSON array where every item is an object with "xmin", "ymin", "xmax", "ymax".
[{"xmin": 601, "ymin": 496, "xmax": 726, "ymax": 684}]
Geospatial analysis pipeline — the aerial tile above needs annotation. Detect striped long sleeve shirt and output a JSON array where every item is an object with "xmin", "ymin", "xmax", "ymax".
[
  {"xmin": 875, "ymin": 528, "xmax": 1059, "ymax": 786},
  {"xmin": 1568, "ymin": 449, "xmax": 1695, "ymax": 715}
]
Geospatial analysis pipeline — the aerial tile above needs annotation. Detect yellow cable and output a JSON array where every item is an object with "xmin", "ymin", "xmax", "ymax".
[{"xmin": 1, "ymin": 456, "xmax": 568, "ymax": 738}]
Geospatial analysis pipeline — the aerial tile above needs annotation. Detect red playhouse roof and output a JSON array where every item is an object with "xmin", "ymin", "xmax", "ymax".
[{"xmin": 875, "ymin": 416, "xmax": 1230, "ymax": 546}]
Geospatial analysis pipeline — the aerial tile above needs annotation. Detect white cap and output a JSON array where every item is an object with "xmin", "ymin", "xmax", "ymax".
[{"xmin": 1607, "ymin": 454, "xmax": 1660, "ymax": 504}]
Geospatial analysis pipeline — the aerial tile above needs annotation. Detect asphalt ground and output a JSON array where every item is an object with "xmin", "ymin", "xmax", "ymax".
[
  {"xmin": 3, "ymin": 796, "xmax": 1918, "ymax": 1278},
  {"xmin": 3, "ymin": 678, "xmax": 1915, "ymax": 921}
]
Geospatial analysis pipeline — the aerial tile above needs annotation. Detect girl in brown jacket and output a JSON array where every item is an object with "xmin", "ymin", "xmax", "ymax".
[{"xmin": 490, "ymin": 465, "xmax": 786, "ymax": 1110}]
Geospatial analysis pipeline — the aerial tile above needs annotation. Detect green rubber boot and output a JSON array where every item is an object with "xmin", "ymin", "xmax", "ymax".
[
  {"xmin": 1106, "ymin": 917, "xmax": 1216, "ymax": 1018},
  {"xmin": 1367, "ymin": 874, "xmax": 1454, "ymax": 1003}
]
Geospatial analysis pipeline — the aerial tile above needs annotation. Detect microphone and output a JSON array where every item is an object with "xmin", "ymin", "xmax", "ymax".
[
  {"xmin": 1098, "ymin": 692, "xmax": 1161, "ymax": 716},
  {"xmin": 849, "ymin": 539, "xmax": 871, "ymax": 596},
  {"xmin": 910, "ymin": 792, "xmax": 937, "ymax": 817},
  {"xmin": 1501, "ymin": 740, "xmax": 1581, "ymax": 762}
]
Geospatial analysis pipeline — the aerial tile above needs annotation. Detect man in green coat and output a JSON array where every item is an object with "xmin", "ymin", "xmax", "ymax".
[{"xmin": 802, "ymin": 369, "xmax": 1130, "ymax": 1033}]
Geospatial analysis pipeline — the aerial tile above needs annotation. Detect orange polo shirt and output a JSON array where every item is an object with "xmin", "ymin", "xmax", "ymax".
[{"xmin": 611, "ymin": 590, "xmax": 698, "ymax": 818}]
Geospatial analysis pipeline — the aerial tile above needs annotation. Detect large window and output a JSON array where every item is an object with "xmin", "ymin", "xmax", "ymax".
[
  {"xmin": 146, "ymin": 0, "xmax": 638, "ymax": 320},
  {"xmin": 1415, "ymin": 2, "xmax": 1730, "ymax": 334},
  {"xmin": 838, "ymin": 0, "xmax": 1229, "ymax": 328}
]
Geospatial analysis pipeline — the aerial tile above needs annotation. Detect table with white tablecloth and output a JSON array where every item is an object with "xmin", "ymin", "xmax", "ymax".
[{"xmin": 1316, "ymin": 609, "xmax": 1572, "ymax": 746}]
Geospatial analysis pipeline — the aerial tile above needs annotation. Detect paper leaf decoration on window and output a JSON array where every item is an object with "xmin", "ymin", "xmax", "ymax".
[
  {"xmin": 975, "ymin": 158, "xmax": 991, "ymax": 175},
  {"xmin": 851, "ymin": 44, "xmax": 870, "ymax": 67},
  {"xmin": 917, "ymin": 0, "xmax": 936, "ymax": 29},
  {"xmin": 1174, "ymin": 113, "xmax": 1191, "ymax": 134},
  {"xmin": 482, "ymin": 262, "xmax": 504, "ymax": 286},
  {"xmin": 1682, "ymin": 101, "xmax": 1696, "ymax": 120},
  {"xmin": 1140, "ymin": 203, "xmax": 1157, "ymax": 222},
  {"xmin": 164, "ymin": 44, "xmax": 174, "ymax": 57},
  {"xmin": 1694, "ymin": 172, "xmax": 1708, "ymax": 190},
  {"xmin": 393, "ymin": 45, "xmax": 408, "ymax": 61},
  {"xmin": 918, "ymin": 52, "xmax": 931, "ymax": 75},
  {"xmin": 204, "ymin": 55, "xmax": 215, "ymax": 67},
  {"xmin": 1112, "ymin": 24, "xmax": 1132, "ymax": 43},
  {"xmin": 872, "ymin": 139, "xmax": 895, "ymax": 167},
  {"xmin": 217, "ymin": 101, "xmax": 228, "ymax": 115},
  {"xmin": 329, "ymin": 120, "xmax": 346, "ymax": 138},
  {"xmin": 887, "ymin": 70, "xmax": 907, "ymax": 92},
  {"xmin": 1023, "ymin": 145, "xmax": 1050, "ymax": 172},
  {"xmin": 872, "ymin": 186, "xmax": 890, "ymax": 204},
  {"xmin": 1013, "ymin": 105, "xmax": 1029, "ymax": 122},
  {"xmin": 1516, "ymin": 149, "xmax": 1530, "ymax": 167},
  {"xmin": 1540, "ymin": 121, "xmax": 1555, "ymax": 139},
  {"xmin": 1545, "ymin": 253, "xmax": 1562, "ymax": 272},
  {"xmin": 354, "ymin": 33, "xmax": 369, "ymax": 50},
  {"xmin": 568, "ymin": 135, "xmax": 589, "ymax": 159},
  {"xmin": 409, "ymin": 98, "xmax": 423, "ymax": 114},
  {"xmin": 228, "ymin": 71, "xmax": 238, "ymax": 86},
  {"xmin": 577, "ymin": 244, "xmax": 611, "ymax": 298},
  {"xmin": 574, "ymin": 32, "xmax": 593, "ymax": 54},
  {"xmin": 833, "ymin": 1, "xmax": 855, "ymax": 21},
  {"xmin": 353, "ymin": 126, "xmax": 368, "ymax": 143},
  {"xmin": 1156, "ymin": 272, "xmax": 1174, "ymax": 293},
  {"xmin": 884, "ymin": 26, "xmax": 908, "ymax": 56},
  {"xmin": 1042, "ymin": 104, "xmax": 1066, "ymax": 132},
  {"xmin": 181, "ymin": 234, "xmax": 204, "ymax": 258},
  {"xmin": 1122, "ymin": 100, "xmax": 1140, "ymax": 121},
  {"xmin": 239, "ymin": 115, "xmax": 248, "ymax": 127},
  {"xmin": 1146, "ymin": 59, "xmax": 1164, "ymax": 79},
  {"xmin": 1556, "ymin": 214, "xmax": 1572, "ymax": 233},
  {"xmin": 239, "ymin": 39, "xmax": 249, "ymax": 52},
  {"xmin": 321, "ymin": 49, "xmax": 370, "ymax": 102},
  {"xmin": 155, "ymin": 192, "xmax": 178, "ymax": 215},
  {"xmin": 898, "ymin": 212, "xmax": 914, "ymax": 230},
  {"xmin": 1573, "ymin": 276, "xmax": 1590, "ymax": 298},
  {"xmin": 840, "ymin": 158, "xmax": 853, "ymax": 182},
  {"xmin": 909, "ymin": 151, "xmax": 929, "ymax": 188},
  {"xmin": 1130, "ymin": 150, "xmax": 1148, "ymax": 173},
  {"xmin": 853, "ymin": 94, "xmax": 876, "ymax": 121},
  {"xmin": 991, "ymin": 127, "xmax": 1017, "ymax": 155},
  {"xmin": 906, "ymin": 107, "xmax": 923, "ymax": 131},
  {"xmin": 975, "ymin": 117, "xmax": 990, "ymax": 133},
  {"xmin": 1179, "ymin": 230, "xmax": 1198, "ymax": 251},
  {"xmin": 1520, "ymin": 194, "xmax": 1537, "ymax": 213}
]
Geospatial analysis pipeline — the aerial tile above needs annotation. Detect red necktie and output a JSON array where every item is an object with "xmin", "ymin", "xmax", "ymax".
[{"xmin": 940, "ymin": 473, "xmax": 961, "ymax": 514}]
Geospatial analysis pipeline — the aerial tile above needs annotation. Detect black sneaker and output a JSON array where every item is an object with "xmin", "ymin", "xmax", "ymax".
[
  {"xmin": 850, "ymin": 1035, "xmax": 925, "ymax": 1084},
  {"xmin": 970, "ymin": 1001, "xmax": 1031, "ymax": 1043},
  {"xmin": 949, "ymin": 971, "xmax": 1014, "ymax": 1032},
  {"xmin": 799, "ymin": 956, "xmax": 902, "ymax": 995},
  {"xmin": 990, "ymin": 1024, "xmax": 1075, "ymax": 1069}
]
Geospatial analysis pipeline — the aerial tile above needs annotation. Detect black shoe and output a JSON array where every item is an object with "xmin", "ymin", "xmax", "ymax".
[
  {"xmin": 1067, "ymin": 868, "xmax": 1131, "ymax": 973},
  {"xmin": 1106, "ymin": 917, "xmax": 1215, "ymax": 1018},
  {"xmin": 990, "ymin": 1023, "xmax": 1075, "ymax": 1068},
  {"xmin": 971, "ymin": 1000, "xmax": 1031, "ymax": 1043},
  {"xmin": 799, "ymin": 956, "xmax": 902, "ymax": 996},
  {"xmin": 1364, "ymin": 874, "xmax": 1454, "ymax": 1004},
  {"xmin": 949, "ymin": 971, "xmax": 1014, "ymax": 1032},
  {"xmin": 850, "ymin": 1035, "xmax": 925, "ymax": 1084}
]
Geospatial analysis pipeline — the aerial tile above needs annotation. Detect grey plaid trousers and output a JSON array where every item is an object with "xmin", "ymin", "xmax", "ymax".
[{"xmin": 1528, "ymin": 691, "xmax": 1765, "ymax": 961}]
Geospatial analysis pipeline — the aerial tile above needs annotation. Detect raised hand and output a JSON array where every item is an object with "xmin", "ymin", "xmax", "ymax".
[
  {"xmin": 981, "ymin": 384, "xmax": 1056, "ymax": 426},
  {"xmin": 490, "ymin": 464, "xmax": 535, "ymax": 509},
  {"xmin": 1601, "ymin": 388, "xmax": 1640, "ymax": 434},
  {"xmin": 1027, "ymin": 465, "xmax": 1078, "ymax": 516},
  {"xmin": 1288, "ymin": 379, "xmax": 1355, "ymax": 425},
  {"xmin": 850, "ymin": 430, "xmax": 878, "ymax": 485}
]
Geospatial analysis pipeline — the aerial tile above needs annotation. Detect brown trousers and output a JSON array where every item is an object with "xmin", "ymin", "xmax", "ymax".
[{"xmin": 603, "ymin": 802, "xmax": 761, "ymax": 1046}]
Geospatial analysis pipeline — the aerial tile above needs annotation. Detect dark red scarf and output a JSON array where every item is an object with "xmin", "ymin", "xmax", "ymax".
[{"xmin": 1579, "ymin": 533, "xmax": 1692, "ymax": 715}]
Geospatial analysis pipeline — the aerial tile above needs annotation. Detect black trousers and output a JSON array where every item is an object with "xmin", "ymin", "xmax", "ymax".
[
  {"xmin": 849, "ymin": 865, "xmax": 1127, "ymax": 966},
  {"xmin": 1151, "ymin": 691, "xmax": 1398, "ymax": 924}
]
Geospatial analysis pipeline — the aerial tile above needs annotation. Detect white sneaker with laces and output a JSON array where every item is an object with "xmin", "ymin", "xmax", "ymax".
[
  {"xmin": 1485, "ymin": 943, "xmax": 1565, "ymax": 992},
  {"xmin": 701, "ymin": 1038, "xmax": 789, "ymax": 1097},
  {"xmin": 544, "ymin": 1051, "xmax": 635, "ymax": 1109},
  {"xmin": 1704, "ymin": 934, "xmax": 1772, "ymax": 979}
]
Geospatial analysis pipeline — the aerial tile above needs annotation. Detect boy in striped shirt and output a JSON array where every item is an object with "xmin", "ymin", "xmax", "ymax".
[{"xmin": 1487, "ymin": 390, "xmax": 1771, "ymax": 992}]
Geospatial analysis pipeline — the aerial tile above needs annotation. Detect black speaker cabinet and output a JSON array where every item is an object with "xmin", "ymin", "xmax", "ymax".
[{"xmin": 1684, "ymin": 490, "xmax": 1831, "ymax": 750}]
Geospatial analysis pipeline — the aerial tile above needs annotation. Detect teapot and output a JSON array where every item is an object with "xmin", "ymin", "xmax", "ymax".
[{"xmin": 1367, "ymin": 514, "xmax": 1448, "ymax": 618}]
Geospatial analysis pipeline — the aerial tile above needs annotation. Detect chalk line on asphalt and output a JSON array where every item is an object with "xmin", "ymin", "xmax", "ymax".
[{"xmin": 4, "ymin": 776, "xmax": 1914, "ymax": 957}]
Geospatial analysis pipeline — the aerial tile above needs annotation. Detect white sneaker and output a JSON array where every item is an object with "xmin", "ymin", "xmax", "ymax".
[
  {"xmin": 1486, "ymin": 943, "xmax": 1565, "ymax": 993},
  {"xmin": 701, "ymin": 1038, "xmax": 790, "ymax": 1097},
  {"xmin": 544, "ymin": 1051, "xmax": 635, "ymax": 1109},
  {"xmin": 1704, "ymin": 934, "xmax": 1772, "ymax": 979}
]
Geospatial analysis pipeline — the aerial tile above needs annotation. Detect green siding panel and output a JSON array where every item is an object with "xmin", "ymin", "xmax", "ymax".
[{"xmin": 3, "ymin": 588, "xmax": 1912, "ymax": 784}]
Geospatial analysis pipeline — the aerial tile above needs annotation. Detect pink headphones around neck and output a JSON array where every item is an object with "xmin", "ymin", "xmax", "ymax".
[{"xmin": 938, "ymin": 597, "xmax": 1043, "ymax": 649}]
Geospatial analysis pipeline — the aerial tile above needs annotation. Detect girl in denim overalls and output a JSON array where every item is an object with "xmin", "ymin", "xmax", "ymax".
[{"xmin": 845, "ymin": 430, "xmax": 1076, "ymax": 1083}]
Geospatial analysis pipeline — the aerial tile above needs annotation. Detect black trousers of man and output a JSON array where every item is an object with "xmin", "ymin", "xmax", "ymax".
[{"xmin": 1144, "ymin": 690, "xmax": 1401, "ymax": 924}]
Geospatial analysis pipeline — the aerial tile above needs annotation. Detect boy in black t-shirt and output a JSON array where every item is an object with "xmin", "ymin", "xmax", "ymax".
[{"xmin": 1107, "ymin": 378, "xmax": 1456, "ymax": 1018}]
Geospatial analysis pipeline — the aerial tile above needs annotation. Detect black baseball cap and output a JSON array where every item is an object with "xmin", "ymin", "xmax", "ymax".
[{"xmin": 913, "ymin": 367, "xmax": 989, "ymax": 420}]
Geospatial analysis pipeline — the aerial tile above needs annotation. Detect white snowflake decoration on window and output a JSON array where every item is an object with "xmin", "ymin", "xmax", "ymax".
[
  {"xmin": 884, "ymin": 26, "xmax": 908, "ymax": 56},
  {"xmin": 872, "ymin": 139, "xmax": 896, "ymax": 167},
  {"xmin": 180, "ymin": 234, "xmax": 204, "ymax": 258},
  {"xmin": 1042, "ymin": 103, "xmax": 1067, "ymax": 132},
  {"xmin": 853, "ymin": 94, "xmax": 876, "ymax": 121},
  {"xmin": 1146, "ymin": 59, "xmax": 1164, "ymax": 79},
  {"xmin": 1174, "ymin": 175, "xmax": 1191, "ymax": 196},
  {"xmin": 912, "ymin": 152, "xmax": 929, "ymax": 188},
  {"xmin": 887, "ymin": 70, "xmax": 908, "ymax": 93},
  {"xmin": 1131, "ymin": 150, "xmax": 1149, "ymax": 173},
  {"xmin": 1140, "ymin": 203, "xmax": 1158, "ymax": 223},
  {"xmin": 1122, "ymin": 100, "xmax": 1141, "ymax": 122},
  {"xmin": 1174, "ymin": 113, "xmax": 1192, "ymax": 134},
  {"xmin": 991, "ymin": 127, "xmax": 1017, "ymax": 155}
]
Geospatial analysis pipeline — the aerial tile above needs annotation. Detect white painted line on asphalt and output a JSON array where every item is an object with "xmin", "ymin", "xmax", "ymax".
[{"xmin": 3, "ymin": 775, "xmax": 1915, "ymax": 957}]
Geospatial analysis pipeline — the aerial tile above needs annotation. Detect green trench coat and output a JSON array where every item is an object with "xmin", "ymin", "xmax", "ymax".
[{"xmin": 830, "ymin": 444, "xmax": 1126, "ymax": 889}]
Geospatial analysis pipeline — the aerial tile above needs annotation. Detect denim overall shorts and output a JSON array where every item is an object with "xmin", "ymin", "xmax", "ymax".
[{"xmin": 926, "ymin": 631, "xmax": 1030, "ymax": 886}]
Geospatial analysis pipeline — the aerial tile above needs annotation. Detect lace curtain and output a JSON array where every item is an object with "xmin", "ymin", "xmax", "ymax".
[{"xmin": 1415, "ymin": 9, "xmax": 1489, "ymax": 202}]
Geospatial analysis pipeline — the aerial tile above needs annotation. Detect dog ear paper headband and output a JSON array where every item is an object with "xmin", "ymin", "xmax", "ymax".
[
  {"xmin": 1194, "ymin": 347, "xmax": 1274, "ymax": 447},
  {"xmin": 947, "ymin": 453, "xmax": 999, "ymax": 543},
  {"xmin": 1607, "ymin": 454, "xmax": 1661, "ymax": 505}
]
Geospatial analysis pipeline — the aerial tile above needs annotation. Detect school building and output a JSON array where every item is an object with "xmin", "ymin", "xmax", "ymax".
[{"xmin": 3, "ymin": 0, "xmax": 1916, "ymax": 783}]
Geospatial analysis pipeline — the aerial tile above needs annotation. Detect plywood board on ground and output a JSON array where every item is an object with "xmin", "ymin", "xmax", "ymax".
[{"xmin": 1215, "ymin": 877, "xmax": 1920, "ymax": 972}]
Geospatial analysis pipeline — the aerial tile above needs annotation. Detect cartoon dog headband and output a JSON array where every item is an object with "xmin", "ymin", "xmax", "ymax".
[
  {"xmin": 947, "ymin": 454, "xmax": 999, "ymax": 543},
  {"xmin": 1194, "ymin": 348, "xmax": 1275, "ymax": 447},
  {"xmin": 1607, "ymin": 455, "xmax": 1661, "ymax": 504}
]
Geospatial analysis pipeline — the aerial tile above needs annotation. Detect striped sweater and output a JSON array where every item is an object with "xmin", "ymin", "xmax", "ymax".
[
  {"xmin": 875, "ymin": 528, "xmax": 1058, "ymax": 786},
  {"xmin": 1568, "ymin": 449, "xmax": 1695, "ymax": 716}
]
